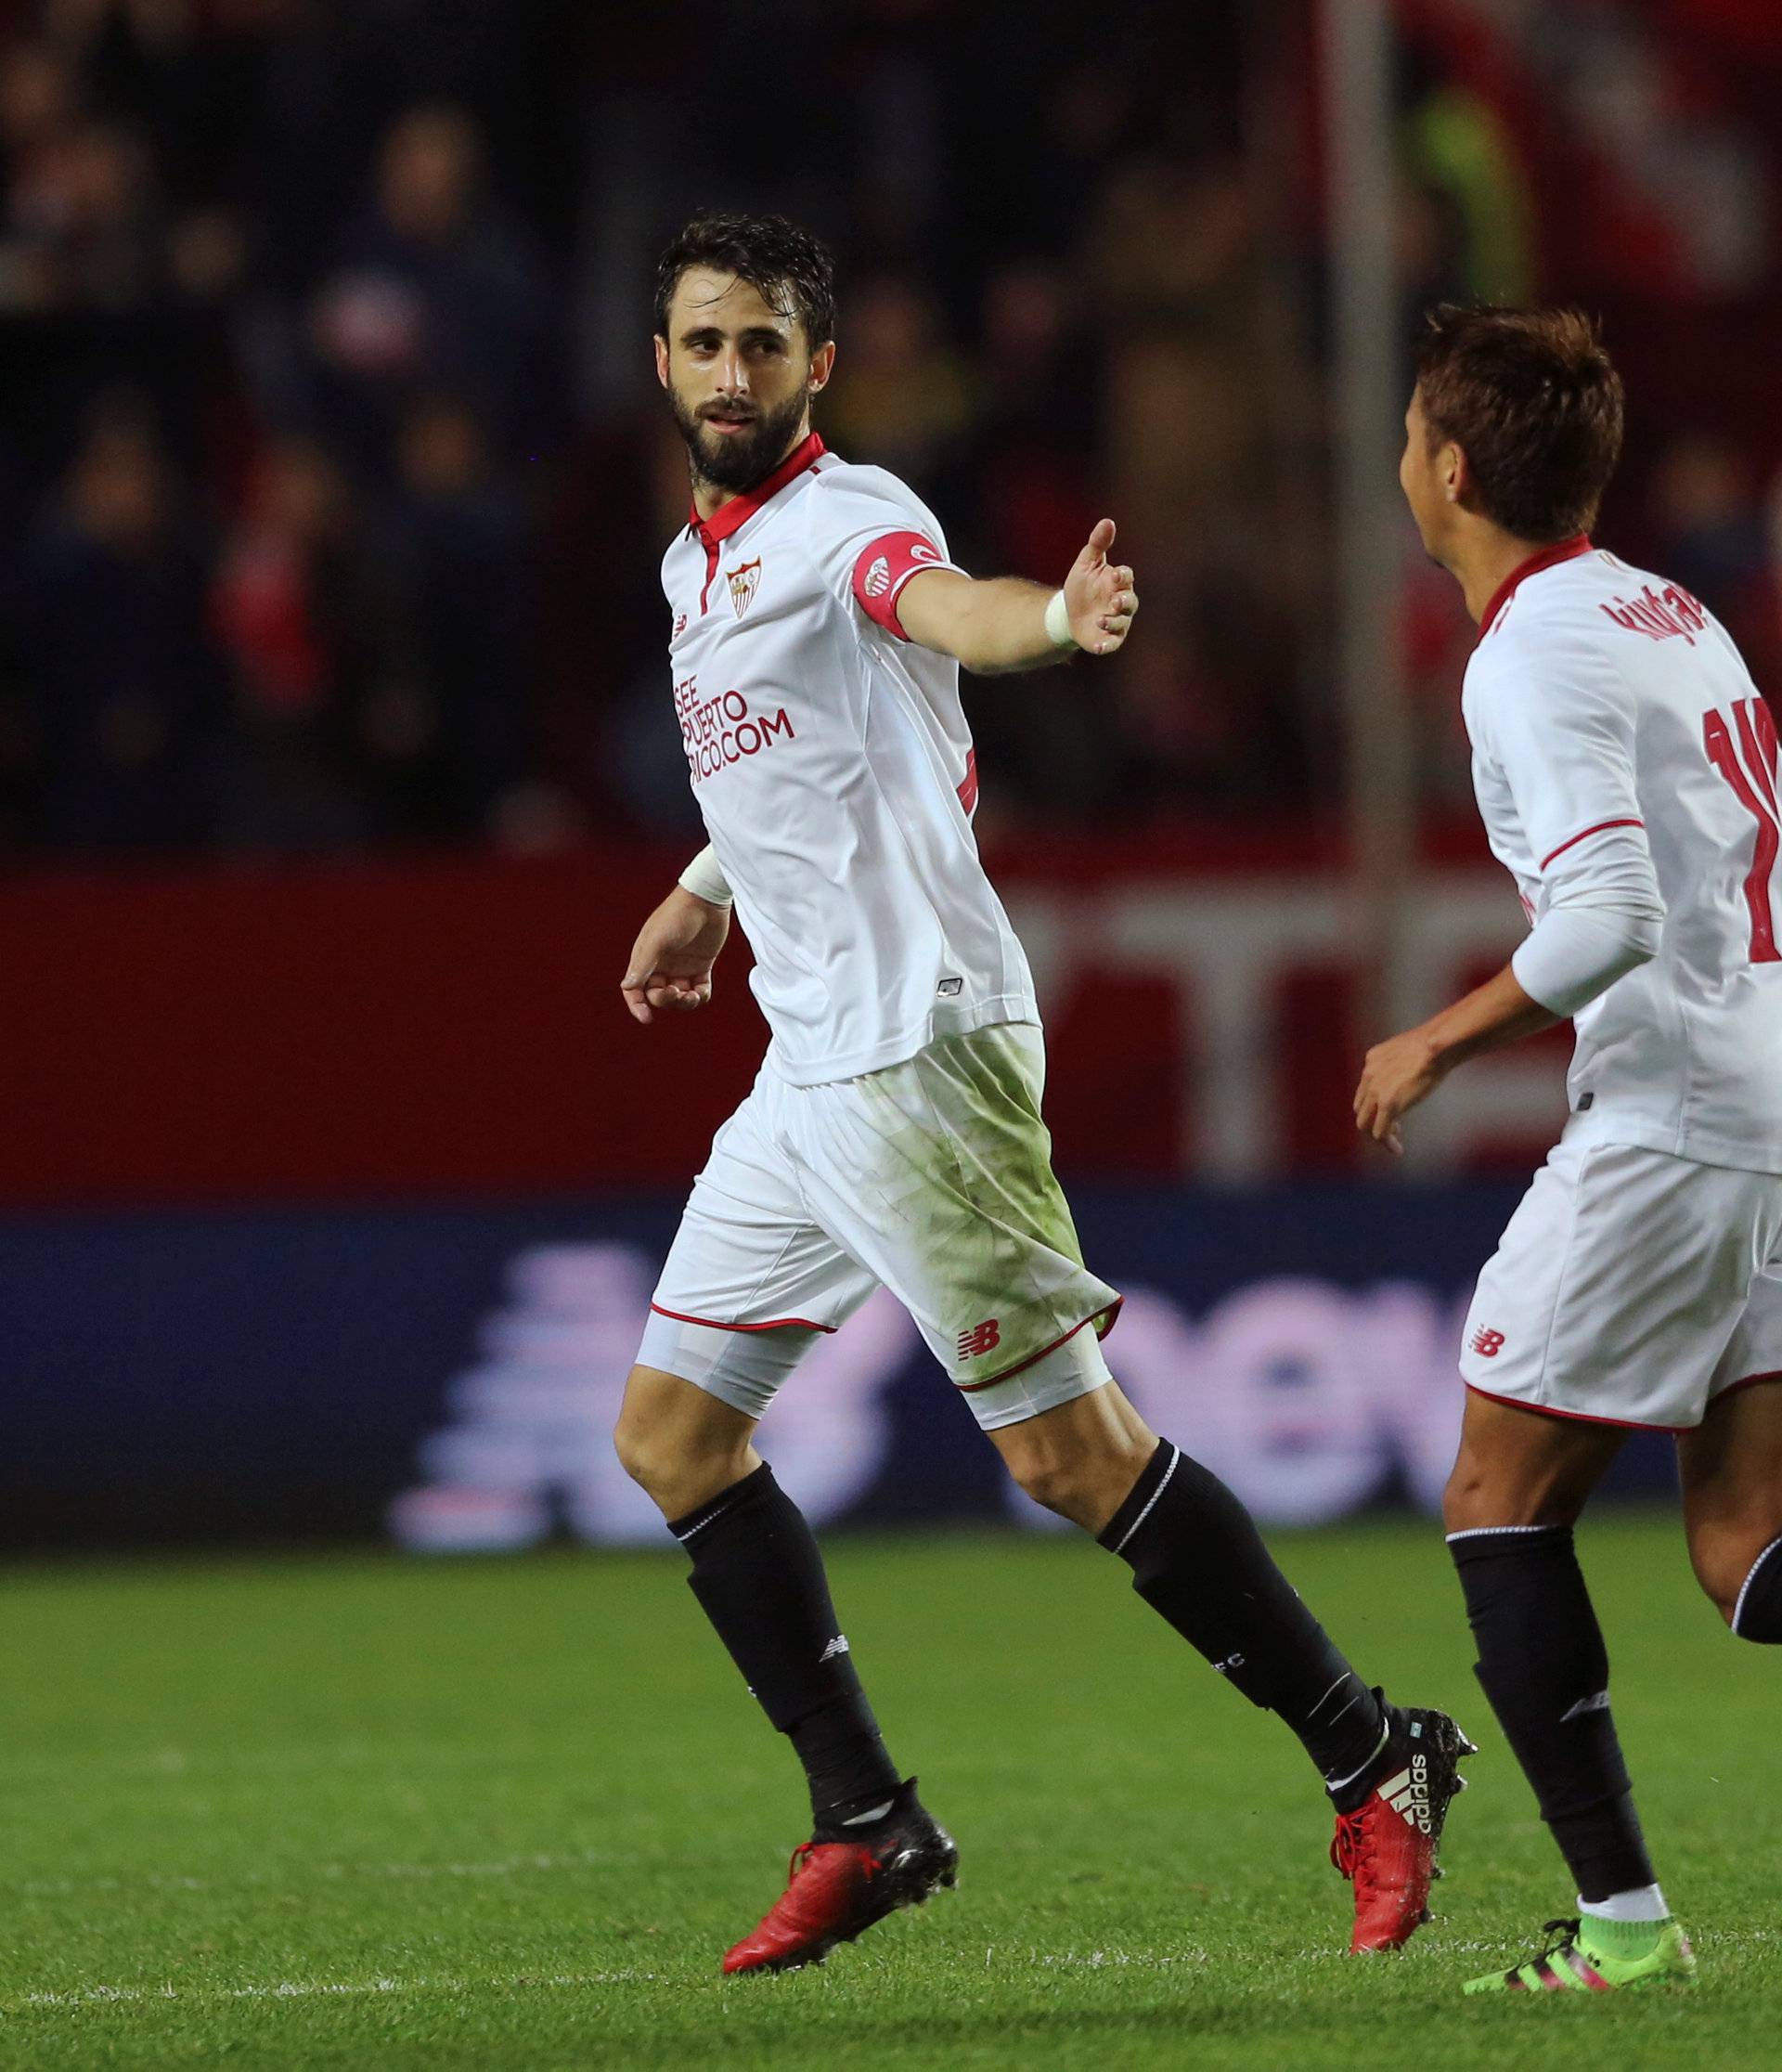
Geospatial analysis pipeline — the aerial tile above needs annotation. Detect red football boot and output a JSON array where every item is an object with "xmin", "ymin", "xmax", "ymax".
[
  {"xmin": 1330, "ymin": 1704, "xmax": 1476, "ymax": 1952},
  {"xmin": 722, "ymin": 1781, "xmax": 958, "ymax": 1975}
]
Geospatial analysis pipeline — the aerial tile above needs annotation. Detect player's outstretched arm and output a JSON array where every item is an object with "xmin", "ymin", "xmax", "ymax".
[
  {"xmin": 620, "ymin": 870, "xmax": 731, "ymax": 1026},
  {"xmin": 895, "ymin": 518, "xmax": 1137, "ymax": 674}
]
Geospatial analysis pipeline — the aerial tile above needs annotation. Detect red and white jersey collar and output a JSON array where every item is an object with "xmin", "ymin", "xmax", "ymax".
[
  {"xmin": 1478, "ymin": 534, "xmax": 1594, "ymax": 641},
  {"xmin": 689, "ymin": 432, "xmax": 827, "ymax": 550}
]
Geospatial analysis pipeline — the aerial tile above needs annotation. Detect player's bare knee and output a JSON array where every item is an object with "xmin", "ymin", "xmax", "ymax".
[
  {"xmin": 613, "ymin": 1366, "xmax": 752, "ymax": 1515},
  {"xmin": 1441, "ymin": 1456, "xmax": 1582, "ymax": 1535},
  {"xmin": 1007, "ymin": 1452, "xmax": 1087, "ymax": 1522},
  {"xmin": 1006, "ymin": 1431, "xmax": 1154, "ymax": 1531},
  {"xmin": 611, "ymin": 1400, "xmax": 675, "ymax": 1498}
]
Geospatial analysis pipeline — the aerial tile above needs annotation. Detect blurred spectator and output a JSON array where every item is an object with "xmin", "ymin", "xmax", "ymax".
[
  {"xmin": 820, "ymin": 275, "xmax": 975, "ymax": 496},
  {"xmin": 376, "ymin": 392, "xmax": 534, "ymax": 835},
  {"xmin": 1648, "ymin": 434, "xmax": 1768, "ymax": 623},
  {"xmin": 209, "ymin": 434, "xmax": 381, "ymax": 849},
  {"xmin": 2, "ymin": 2, "xmax": 1781, "ymax": 864},
  {"xmin": 303, "ymin": 105, "xmax": 560, "ymax": 472},
  {"xmin": 0, "ymin": 113, "xmax": 164, "ymax": 312},
  {"xmin": 955, "ymin": 257, "xmax": 1103, "ymax": 577},
  {"xmin": 7, "ymin": 400, "xmax": 219, "ymax": 848}
]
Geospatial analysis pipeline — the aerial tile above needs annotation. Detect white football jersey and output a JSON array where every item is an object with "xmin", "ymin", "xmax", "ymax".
[
  {"xmin": 1465, "ymin": 537, "xmax": 1782, "ymax": 1172},
  {"xmin": 662, "ymin": 434, "xmax": 1037, "ymax": 1085}
]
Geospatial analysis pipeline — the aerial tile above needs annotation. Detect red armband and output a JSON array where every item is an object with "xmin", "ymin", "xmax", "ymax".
[{"xmin": 851, "ymin": 531, "xmax": 949, "ymax": 640}]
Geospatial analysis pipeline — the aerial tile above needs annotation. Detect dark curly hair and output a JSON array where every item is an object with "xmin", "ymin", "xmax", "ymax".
[
  {"xmin": 653, "ymin": 212, "xmax": 837, "ymax": 351},
  {"xmin": 1414, "ymin": 304, "xmax": 1624, "ymax": 542}
]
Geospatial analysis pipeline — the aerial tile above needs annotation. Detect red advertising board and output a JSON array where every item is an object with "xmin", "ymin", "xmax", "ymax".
[{"xmin": 0, "ymin": 833, "xmax": 1570, "ymax": 1208}]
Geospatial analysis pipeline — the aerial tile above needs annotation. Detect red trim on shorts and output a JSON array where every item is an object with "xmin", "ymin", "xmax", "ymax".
[
  {"xmin": 1539, "ymin": 818, "xmax": 1645, "ymax": 872},
  {"xmin": 1715, "ymin": 1368, "xmax": 1782, "ymax": 1403},
  {"xmin": 955, "ymin": 1297, "xmax": 1123, "ymax": 1393},
  {"xmin": 1464, "ymin": 1380, "xmax": 1689, "ymax": 1435},
  {"xmin": 649, "ymin": 1302, "xmax": 835, "ymax": 1335}
]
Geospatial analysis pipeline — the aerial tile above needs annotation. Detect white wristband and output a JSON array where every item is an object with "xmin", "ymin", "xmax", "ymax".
[
  {"xmin": 678, "ymin": 844, "xmax": 732, "ymax": 907},
  {"xmin": 1043, "ymin": 588, "xmax": 1078, "ymax": 650}
]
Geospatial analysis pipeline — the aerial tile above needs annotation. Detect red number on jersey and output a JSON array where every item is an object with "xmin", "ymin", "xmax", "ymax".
[{"xmin": 1703, "ymin": 697, "xmax": 1781, "ymax": 964}]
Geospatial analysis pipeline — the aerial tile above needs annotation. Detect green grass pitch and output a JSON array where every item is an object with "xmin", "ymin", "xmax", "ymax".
[{"xmin": 3, "ymin": 1509, "xmax": 1776, "ymax": 2068}]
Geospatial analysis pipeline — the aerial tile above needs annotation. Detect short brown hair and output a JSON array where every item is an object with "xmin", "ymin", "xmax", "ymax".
[
  {"xmin": 654, "ymin": 212, "xmax": 836, "ymax": 351},
  {"xmin": 1414, "ymin": 304, "xmax": 1624, "ymax": 542}
]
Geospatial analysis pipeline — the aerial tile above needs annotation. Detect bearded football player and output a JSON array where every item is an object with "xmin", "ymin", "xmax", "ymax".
[{"xmin": 615, "ymin": 212, "xmax": 1472, "ymax": 1975}]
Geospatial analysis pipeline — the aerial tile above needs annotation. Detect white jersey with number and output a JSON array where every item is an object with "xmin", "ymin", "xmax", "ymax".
[
  {"xmin": 1464, "ymin": 536, "xmax": 1782, "ymax": 1173},
  {"xmin": 661, "ymin": 433, "xmax": 1037, "ymax": 1086}
]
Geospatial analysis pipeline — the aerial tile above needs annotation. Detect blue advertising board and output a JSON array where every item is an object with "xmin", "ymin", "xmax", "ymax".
[{"xmin": 0, "ymin": 1185, "xmax": 1676, "ymax": 1555}]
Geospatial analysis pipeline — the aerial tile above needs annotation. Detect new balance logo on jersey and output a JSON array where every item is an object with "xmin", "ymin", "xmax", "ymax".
[
  {"xmin": 1471, "ymin": 1327, "xmax": 1505, "ymax": 1358},
  {"xmin": 672, "ymin": 610, "xmax": 688, "ymax": 641},
  {"xmin": 957, "ymin": 1318, "xmax": 1001, "ymax": 1360},
  {"xmin": 820, "ymin": 1635, "xmax": 851, "ymax": 1663},
  {"xmin": 1381, "ymin": 1755, "xmax": 1432, "ymax": 1834}
]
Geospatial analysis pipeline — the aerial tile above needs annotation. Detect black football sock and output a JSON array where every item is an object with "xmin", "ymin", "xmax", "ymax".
[
  {"xmin": 1732, "ymin": 1534, "xmax": 1782, "ymax": 1641},
  {"xmin": 1098, "ymin": 1439, "xmax": 1388, "ymax": 1798},
  {"xmin": 669, "ymin": 1462, "xmax": 900, "ymax": 1833},
  {"xmin": 1449, "ymin": 1524, "xmax": 1657, "ymax": 1900}
]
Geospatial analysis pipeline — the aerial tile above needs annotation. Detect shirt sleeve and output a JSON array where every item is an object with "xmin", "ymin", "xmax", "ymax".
[
  {"xmin": 1467, "ymin": 644, "xmax": 1662, "ymax": 900},
  {"xmin": 1466, "ymin": 640, "xmax": 1666, "ymax": 1013},
  {"xmin": 805, "ymin": 470, "xmax": 963, "ymax": 641}
]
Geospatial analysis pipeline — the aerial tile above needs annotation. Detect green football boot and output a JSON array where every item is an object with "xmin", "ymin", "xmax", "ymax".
[{"xmin": 1464, "ymin": 1913, "xmax": 1697, "ymax": 1995}]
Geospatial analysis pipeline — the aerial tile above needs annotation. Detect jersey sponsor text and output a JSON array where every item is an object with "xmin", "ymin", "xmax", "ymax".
[{"xmin": 675, "ymin": 675, "xmax": 795, "ymax": 785}]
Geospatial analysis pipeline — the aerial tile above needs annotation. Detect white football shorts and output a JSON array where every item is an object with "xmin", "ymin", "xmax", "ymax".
[
  {"xmin": 1459, "ymin": 1136, "xmax": 1782, "ymax": 1431},
  {"xmin": 637, "ymin": 1021, "xmax": 1121, "ymax": 1432}
]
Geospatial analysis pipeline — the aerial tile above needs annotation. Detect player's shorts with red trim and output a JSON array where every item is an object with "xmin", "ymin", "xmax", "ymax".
[
  {"xmin": 637, "ymin": 1021, "xmax": 1122, "ymax": 1432},
  {"xmin": 1459, "ymin": 1134, "xmax": 1782, "ymax": 1431}
]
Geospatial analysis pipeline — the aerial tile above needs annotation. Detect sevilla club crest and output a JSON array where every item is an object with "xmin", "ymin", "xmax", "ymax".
[{"xmin": 727, "ymin": 559, "xmax": 762, "ymax": 618}]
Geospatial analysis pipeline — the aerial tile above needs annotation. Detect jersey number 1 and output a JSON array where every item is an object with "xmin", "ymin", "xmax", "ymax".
[{"xmin": 1703, "ymin": 696, "xmax": 1781, "ymax": 963}]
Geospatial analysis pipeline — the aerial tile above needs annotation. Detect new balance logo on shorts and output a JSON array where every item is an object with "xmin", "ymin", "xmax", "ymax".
[
  {"xmin": 820, "ymin": 1635, "xmax": 851, "ymax": 1663},
  {"xmin": 1381, "ymin": 1755, "xmax": 1432, "ymax": 1834},
  {"xmin": 957, "ymin": 1318, "xmax": 1001, "ymax": 1361},
  {"xmin": 1471, "ymin": 1327, "xmax": 1505, "ymax": 1357}
]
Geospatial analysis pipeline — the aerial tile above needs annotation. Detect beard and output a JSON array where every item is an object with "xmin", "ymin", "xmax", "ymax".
[{"xmin": 668, "ymin": 381, "xmax": 812, "ymax": 496}]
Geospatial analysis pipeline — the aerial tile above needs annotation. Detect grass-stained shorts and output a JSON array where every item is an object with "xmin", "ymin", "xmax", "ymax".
[
  {"xmin": 638, "ymin": 1021, "xmax": 1121, "ymax": 1431},
  {"xmin": 1460, "ymin": 1136, "xmax": 1782, "ymax": 1431}
]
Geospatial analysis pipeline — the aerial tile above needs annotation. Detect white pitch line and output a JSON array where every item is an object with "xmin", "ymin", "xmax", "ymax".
[
  {"xmin": 8, "ymin": 1848, "xmax": 616, "ymax": 1900},
  {"xmin": 11, "ymin": 1969, "xmax": 654, "ymax": 2014},
  {"xmin": 12, "ymin": 1929, "xmax": 1774, "ymax": 2016}
]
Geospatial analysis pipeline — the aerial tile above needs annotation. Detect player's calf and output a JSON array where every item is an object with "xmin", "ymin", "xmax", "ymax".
[
  {"xmin": 1091, "ymin": 1429, "xmax": 1473, "ymax": 1948},
  {"xmin": 1449, "ymin": 1523, "xmax": 1663, "ymax": 1914},
  {"xmin": 1685, "ymin": 1517, "xmax": 1782, "ymax": 1638}
]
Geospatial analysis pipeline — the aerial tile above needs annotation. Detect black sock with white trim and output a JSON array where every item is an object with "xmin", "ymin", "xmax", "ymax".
[
  {"xmin": 669, "ymin": 1462, "xmax": 901, "ymax": 1834},
  {"xmin": 1097, "ymin": 1439, "xmax": 1388, "ymax": 1798},
  {"xmin": 1449, "ymin": 1522, "xmax": 1656, "ymax": 1900},
  {"xmin": 1733, "ymin": 1534, "xmax": 1782, "ymax": 1641}
]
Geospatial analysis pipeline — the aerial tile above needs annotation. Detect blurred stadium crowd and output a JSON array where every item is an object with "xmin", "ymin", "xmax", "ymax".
[{"xmin": 2, "ymin": 0, "xmax": 1781, "ymax": 860}]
